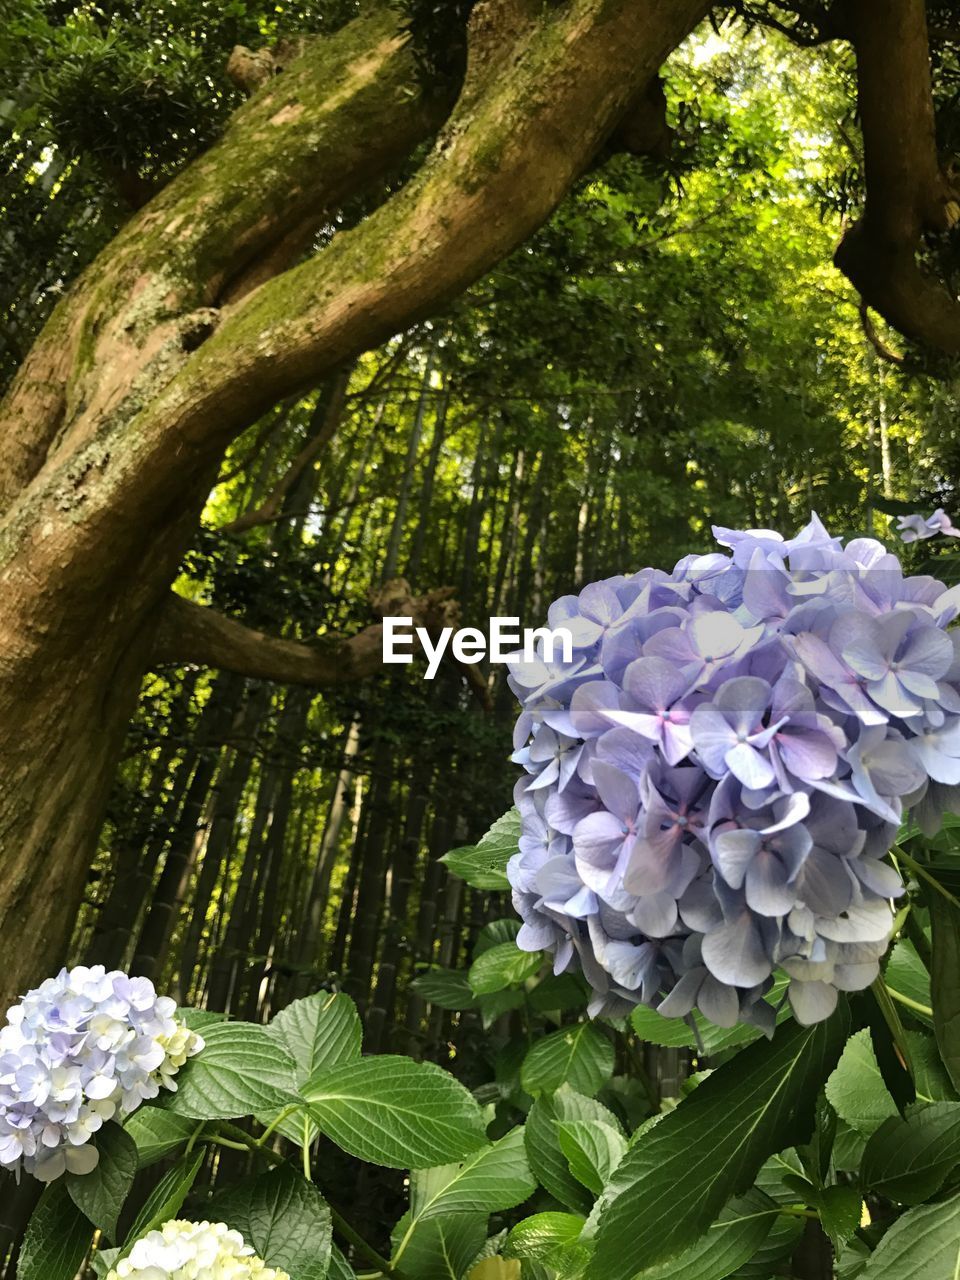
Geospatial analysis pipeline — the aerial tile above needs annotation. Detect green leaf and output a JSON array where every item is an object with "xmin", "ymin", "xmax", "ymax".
[
  {"xmin": 861, "ymin": 1101, "xmax": 960, "ymax": 1204},
  {"xmin": 524, "ymin": 1088, "xmax": 620, "ymax": 1215},
  {"xmin": 783, "ymin": 1175, "xmax": 860, "ymax": 1252},
  {"xmin": 410, "ymin": 1128, "xmax": 537, "ymax": 1223},
  {"xmin": 588, "ymin": 1007, "xmax": 850, "ymax": 1280},
  {"xmin": 124, "ymin": 1108, "xmax": 197, "ymax": 1167},
  {"xmin": 929, "ymin": 894, "xmax": 960, "ymax": 1093},
  {"xmin": 17, "ymin": 1185, "xmax": 92, "ymax": 1280},
  {"xmin": 179, "ymin": 1007, "xmax": 227, "ymax": 1032},
  {"xmin": 303, "ymin": 1055, "xmax": 488, "ymax": 1168},
  {"xmin": 475, "ymin": 919, "xmax": 521, "ymax": 954},
  {"xmin": 528, "ymin": 973, "xmax": 591, "ymax": 1014},
  {"xmin": 521, "ymin": 1024, "xmax": 615, "ymax": 1098},
  {"xmin": 390, "ymin": 1211, "xmax": 488, "ymax": 1280},
  {"xmin": 558, "ymin": 1120, "xmax": 627, "ymax": 1194},
  {"xmin": 124, "ymin": 1148, "xmax": 204, "ymax": 1249},
  {"xmin": 208, "ymin": 1164, "xmax": 332, "ymax": 1280},
  {"xmin": 267, "ymin": 991, "xmax": 362, "ymax": 1083},
  {"xmin": 886, "ymin": 940, "xmax": 933, "ymax": 1027},
  {"xmin": 412, "ymin": 967, "xmax": 479, "ymax": 1010},
  {"xmin": 825, "ymin": 1028, "xmax": 899, "ymax": 1136},
  {"xmin": 163, "ymin": 1021, "xmax": 298, "ymax": 1120},
  {"xmin": 442, "ymin": 809, "xmax": 520, "ymax": 890},
  {"xmin": 630, "ymin": 1188, "xmax": 777, "ymax": 1280},
  {"xmin": 908, "ymin": 1031, "xmax": 958, "ymax": 1103},
  {"xmin": 504, "ymin": 1212, "xmax": 587, "ymax": 1275},
  {"xmin": 66, "ymin": 1122, "xmax": 138, "ymax": 1241},
  {"xmin": 328, "ymin": 1244, "xmax": 357, "ymax": 1280},
  {"xmin": 859, "ymin": 1188, "xmax": 960, "ymax": 1278},
  {"xmin": 469, "ymin": 942, "xmax": 542, "ymax": 995}
]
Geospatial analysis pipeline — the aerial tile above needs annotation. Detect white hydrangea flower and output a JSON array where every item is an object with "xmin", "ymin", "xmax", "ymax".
[
  {"xmin": 0, "ymin": 965, "xmax": 204, "ymax": 1182},
  {"xmin": 106, "ymin": 1220, "xmax": 291, "ymax": 1279}
]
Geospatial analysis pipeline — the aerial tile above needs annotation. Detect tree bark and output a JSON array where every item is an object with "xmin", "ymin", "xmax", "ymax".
[{"xmin": 0, "ymin": 0, "xmax": 709, "ymax": 1008}]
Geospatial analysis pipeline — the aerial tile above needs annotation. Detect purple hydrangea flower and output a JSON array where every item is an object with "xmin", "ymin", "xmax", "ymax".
[
  {"xmin": 507, "ymin": 514, "xmax": 960, "ymax": 1030},
  {"xmin": 897, "ymin": 508, "xmax": 960, "ymax": 543},
  {"xmin": 0, "ymin": 966, "xmax": 203, "ymax": 1182}
]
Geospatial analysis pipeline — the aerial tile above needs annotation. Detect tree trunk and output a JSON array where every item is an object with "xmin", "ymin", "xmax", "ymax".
[{"xmin": 0, "ymin": 0, "xmax": 709, "ymax": 1008}]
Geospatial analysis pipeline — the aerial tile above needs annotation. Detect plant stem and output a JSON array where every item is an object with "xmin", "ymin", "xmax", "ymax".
[
  {"xmin": 885, "ymin": 984, "xmax": 933, "ymax": 1019},
  {"xmin": 257, "ymin": 1103, "xmax": 303, "ymax": 1145},
  {"xmin": 329, "ymin": 1205, "xmax": 400, "ymax": 1278}
]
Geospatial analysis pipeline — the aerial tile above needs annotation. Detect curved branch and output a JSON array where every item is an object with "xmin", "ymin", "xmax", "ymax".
[
  {"xmin": 152, "ymin": 580, "xmax": 493, "ymax": 710},
  {"xmin": 834, "ymin": 0, "xmax": 960, "ymax": 354}
]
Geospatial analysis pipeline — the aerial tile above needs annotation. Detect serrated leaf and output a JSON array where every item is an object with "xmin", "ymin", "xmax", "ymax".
[
  {"xmin": 908, "ymin": 1031, "xmax": 958, "ymax": 1103},
  {"xmin": 524, "ymin": 1088, "xmax": 620, "ymax": 1216},
  {"xmin": 528, "ymin": 973, "xmax": 590, "ymax": 1014},
  {"xmin": 886, "ymin": 940, "xmax": 933, "ymax": 1027},
  {"xmin": 521, "ymin": 1023, "xmax": 614, "ymax": 1098},
  {"xmin": 328, "ymin": 1244, "xmax": 357, "ymax": 1280},
  {"xmin": 208, "ymin": 1164, "xmax": 332, "ymax": 1280},
  {"xmin": 442, "ymin": 810, "xmax": 520, "ymax": 890},
  {"xmin": 66, "ymin": 1123, "xmax": 138, "ymax": 1241},
  {"xmin": 783, "ymin": 1175, "xmax": 860, "ymax": 1252},
  {"xmin": 929, "ymin": 893, "xmax": 960, "ymax": 1093},
  {"xmin": 861, "ymin": 1101, "xmax": 960, "ymax": 1204},
  {"xmin": 505, "ymin": 1212, "xmax": 587, "ymax": 1275},
  {"xmin": 558, "ymin": 1120, "xmax": 626, "ymax": 1194},
  {"xmin": 124, "ymin": 1108, "xmax": 197, "ymax": 1167},
  {"xmin": 391, "ymin": 1210, "xmax": 488, "ymax": 1280},
  {"xmin": 163, "ymin": 1021, "xmax": 298, "ymax": 1120},
  {"xmin": 410, "ymin": 1128, "xmax": 537, "ymax": 1223},
  {"xmin": 589, "ymin": 1007, "xmax": 850, "ymax": 1280},
  {"xmin": 631, "ymin": 1188, "xmax": 777, "ymax": 1280},
  {"xmin": 267, "ymin": 991, "xmax": 362, "ymax": 1083},
  {"xmin": 303, "ymin": 1055, "xmax": 488, "ymax": 1168},
  {"xmin": 470, "ymin": 943, "xmax": 542, "ymax": 995},
  {"xmin": 17, "ymin": 1184, "xmax": 91, "ymax": 1280},
  {"xmin": 859, "ymin": 1188, "xmax": 960, "ymax": 1278},
  {"xmin": 123, "ymin": 1149, "xmax": 204, "ymax": 1249},
  {"xmin": 825, "ymin": 1028, "xmax": 898, "ymax": 1136},
  {"xmin": 412, "ymin": 967, "xmax": 479, "ymax": 1010},
  {"xmin": 475, "ymin": 919, "xmax": 521, "ymax": 954}
]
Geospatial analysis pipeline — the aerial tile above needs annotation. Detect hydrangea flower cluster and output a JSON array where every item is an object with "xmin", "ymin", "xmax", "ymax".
[
  {"xmin": 507, "ymin": 515, "xmax": 960, "ymax": 1030},
  {"xmin": 0, "ymin": 965, "xmax": 204, "ymax": 1182},
  {"xmin": 897, "ymin": 508, "xmax": 960, "ymax": 542},
  {"xmin": 106, "ymin": 1220, "xmax": 290, "ymax": 1280}
]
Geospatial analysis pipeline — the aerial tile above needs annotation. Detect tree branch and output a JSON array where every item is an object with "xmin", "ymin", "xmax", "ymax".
[
  {"xmin": 152, "ymin": 580, "xmax": 493, "ymax": 710},
  {"xmin": 833, "ymin": 0, "xmax": 960, "ymax": 354}
]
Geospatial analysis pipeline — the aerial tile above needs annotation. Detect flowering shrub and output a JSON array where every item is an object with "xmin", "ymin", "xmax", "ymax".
[
  {"xmin": 106, "ymin": 1220, "xmax": 290, "ymax": 1279},
  {"xmin": 0, "ymin": 965, "xmax": 203, "ymax": 1181},
  {"xmin": 507, "ymin": 515, "xmax": 960, "ymax": 1028}
]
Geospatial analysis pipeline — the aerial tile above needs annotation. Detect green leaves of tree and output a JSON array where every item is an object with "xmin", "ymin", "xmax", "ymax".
[
  {"xmin": 409, "ymin": 1128, "xmax": 536, "ymax": 1223},
  {"xmin": 588, "ymin": 1007, "xmax": 850, "ymax": 1280},
  {"xmin": 164, "ymin": 1021, "xmax": 298, "ymax": 1120},
  {"xmin": 208, "ymin": 1164, "xmax": 332, "ymax": 1280},
  {"xmin": 302, "ymin": 1055, "xmax": 488, "ymax": 1168},
  {"xmin": 521, "ymin": 1023, "xmax": 614, "ymax": 1098},
  {"xmin": 629, "ymin": 1188, "xmax": 777, "ymax": 1280},
  {"xmin": 441, "ymin": 809, "xmax": 520, "ymax": 890},
  {"xmin": 557, "ymin": 1119, "xmax": 626, "ymax": 1194}
]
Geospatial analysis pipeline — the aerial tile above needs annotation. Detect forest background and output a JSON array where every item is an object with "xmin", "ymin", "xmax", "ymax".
[{"xmin": 4, "ymin": 0, "xmax": 960, "ymax": 1274}]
